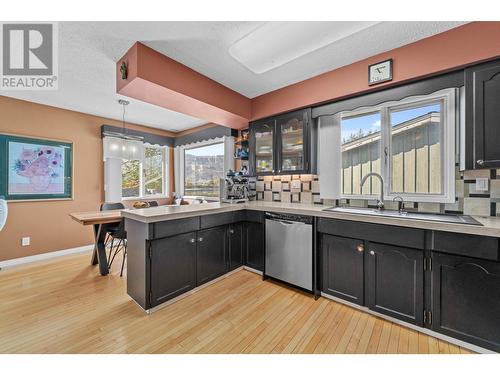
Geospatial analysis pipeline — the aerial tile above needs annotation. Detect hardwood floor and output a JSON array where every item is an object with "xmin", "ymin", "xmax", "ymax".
[{"xmin": 0, "ymin": 252, "xmax": 473, "ymax": 354}]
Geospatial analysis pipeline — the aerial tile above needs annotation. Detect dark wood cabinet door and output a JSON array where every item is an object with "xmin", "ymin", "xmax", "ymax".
[
  {"xmin": 150, "ymin": 232, "xmax": 197, "ymax": 307},
  {"xmin": 249, "ymin": 119, "xmax": 276, "ymax": 176},
  {"xmin": 321, "ymin": 234, "xmax": 364, "ymax": 305},
  {"xmin": 244, "ymin": 221, "xmax": 264, "ymax": 271},
  {"xmin": 275, "ymin": 109, "xmax": 310, "ymax": 174},
  {"xmin": 196, "ymin": 226, "xmax": 228, "ymax": 285},
  {"xmin": 367, "ymin": 243, "xmax": 424, "ymax": 325},
  {"xmin": 431, "ymin": 252, "xmax": 500, "ymax": 352},
  {"xmin": 466, "ymin": 60, "xmax": 500, "ymax": 168},
  {"xmin": 228, "ymin": 223, "xmax": 243, "ymax": 271}
]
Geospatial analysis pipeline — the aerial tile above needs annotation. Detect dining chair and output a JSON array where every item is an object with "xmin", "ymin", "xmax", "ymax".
[{"xmin": 100, "ymin": 202, "xmax": 127, "ymax": 276}]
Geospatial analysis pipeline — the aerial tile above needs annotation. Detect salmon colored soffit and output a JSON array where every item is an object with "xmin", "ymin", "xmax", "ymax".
[{"xmin": 117, "ymin": 22, "xmax": 500, "ymax": 128}]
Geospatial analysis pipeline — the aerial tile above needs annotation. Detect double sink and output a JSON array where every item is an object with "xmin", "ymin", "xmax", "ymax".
[{"xmin": 323, "ymin": 206, "xmax": 483, "ymax": 226}]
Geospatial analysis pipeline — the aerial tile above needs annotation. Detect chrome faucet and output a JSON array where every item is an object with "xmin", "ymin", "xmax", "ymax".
[
  {"xmin": 360, "ymin": 172, "xmax": 384, "ymax": 210},
  {"xmin": 393, "ymin": 196, "xmax": 406, "ymax": 214}
]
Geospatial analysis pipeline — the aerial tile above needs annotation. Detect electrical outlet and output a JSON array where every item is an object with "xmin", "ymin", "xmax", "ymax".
[
  {"xmin": 476, "ymin": 178, "xmax": 489, "ymax": 192},
  {"xmin": 21, "ymin": 237, "xmax": 30, "ymax": 246}
]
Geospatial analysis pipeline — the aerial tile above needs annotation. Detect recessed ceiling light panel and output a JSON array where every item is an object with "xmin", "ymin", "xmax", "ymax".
[{"xmin": 229, "ymin": 21, "xmax": 380, "ymax": 74}]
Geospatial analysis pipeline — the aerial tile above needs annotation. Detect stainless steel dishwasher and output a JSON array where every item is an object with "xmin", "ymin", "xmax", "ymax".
[{"xmin": 265, "ymin": 212, "xmax": 313, "ymax": 291}]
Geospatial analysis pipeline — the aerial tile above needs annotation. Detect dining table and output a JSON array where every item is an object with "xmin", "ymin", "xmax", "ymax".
[{"xmin": 70, "ymin": 210, "xmax": 123, "ymax": 276}]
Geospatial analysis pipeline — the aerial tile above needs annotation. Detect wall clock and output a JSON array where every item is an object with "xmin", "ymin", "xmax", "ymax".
[{"xmin": 368, "ymin": 59, "xmax": 393, "ymax": 85}]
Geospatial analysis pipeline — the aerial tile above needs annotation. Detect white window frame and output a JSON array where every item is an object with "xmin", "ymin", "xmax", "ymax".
[
  {"xmin": 121, "ymin": 145, "xmax": 169, "ymax": 200},
  {"xmin": 182, "ymin": 138, "xmax": 225, "ymax": 200},
  {"xmin": 338, "ymin": 88, "xmax": 457, "ymax": 203}
]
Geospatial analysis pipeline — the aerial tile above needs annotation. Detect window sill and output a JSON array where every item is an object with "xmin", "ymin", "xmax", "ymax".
[{"xmin": 121, "ymin": 195, "xmax": 168, "ymax": 201}]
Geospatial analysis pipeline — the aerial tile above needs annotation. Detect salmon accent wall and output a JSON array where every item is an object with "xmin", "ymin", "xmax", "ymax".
[
  {"xmin": 251, "ymin": 22, "xmax": 500, "ymax": 120},
  {"xmin": 117, "ymin": 42, "xmax": 251, "ymax": 129},
  {"xmin": 0, "ymin": 96, "xmax": 175, "ymax": 262}
]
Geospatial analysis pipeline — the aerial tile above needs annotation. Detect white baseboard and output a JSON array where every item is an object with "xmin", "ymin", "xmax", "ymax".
[{"xmin": 0, "ymin": 244, "xmax": 94, "ymax": 270}]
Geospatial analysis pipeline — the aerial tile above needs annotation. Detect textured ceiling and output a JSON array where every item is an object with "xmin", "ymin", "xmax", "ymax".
[{"xmin": 1, "ymin": 21, "xmax": 467, "ymax": 131}]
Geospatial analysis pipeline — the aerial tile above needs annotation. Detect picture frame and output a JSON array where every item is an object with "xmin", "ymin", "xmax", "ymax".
[
  {"xmin": 368, "ymin": 59, "xmax": 393, "ymax": 86},
  {"xmin": 0, "ymin": 133, "xmax": 73, "ymax": 201}
]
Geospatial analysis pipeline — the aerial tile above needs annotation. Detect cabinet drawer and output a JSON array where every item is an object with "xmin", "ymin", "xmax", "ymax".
[
  {"xmin": 200, "ymin": 210, "xmax": 245, "ymax": 229},
  {"xmin": 245, "ymin": 209, "xmax": 265, "ymax": 223},
  {"xmin": 317, "ymin": 218, "xmax": 425, "ymax": 249},
  {"xmin": 432, "ymin": 231, "xmax": 499, "ymax": 261},
  {"xmin": 152, "ymin": 217, "xmax": 200, "ymax": 239}
]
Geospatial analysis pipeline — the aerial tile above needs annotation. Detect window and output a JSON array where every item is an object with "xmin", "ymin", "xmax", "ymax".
[
  {"xmin": 336, "ymin": 88, "xmax": 456, "ymax": 203},
  {"xmin": 121, "ymin": 146, "xmax": 167, "ymax": 199},
  {"xmin": 184, "ymin": 142, "xmax": 224, "ymax": 198}
]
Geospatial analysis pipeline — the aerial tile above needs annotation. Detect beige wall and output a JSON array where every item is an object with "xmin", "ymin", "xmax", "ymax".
[{"xmin": 0, "ymin": 96, "xmax": 175, "ymax": 262}]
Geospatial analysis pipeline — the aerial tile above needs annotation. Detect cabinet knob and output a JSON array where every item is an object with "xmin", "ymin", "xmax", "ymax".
[
  {"xmin": 477, "ymin": 159, "xmax": 485, "ymax": 166},
  {"xmin": 189, "ymin": 238, "xmax": 196, "ymax": 243},
  {"xmin": 229, "ymin": 229, "xmax": 234, "ymax": 234},
  {"xmin": 370, "ymin": 250, "xmax": 375, "ymax": 256},
  {"xmin": 198, "ymin": 237, "xmax": 203, "ymax": 242},
  {"xmin": 356, "ymin": 244, "xmax": 364, "ymax": 252}
]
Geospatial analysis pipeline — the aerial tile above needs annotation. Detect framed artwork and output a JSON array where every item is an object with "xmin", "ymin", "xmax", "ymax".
[{"xmin": 0, "ymin": 134, "xmax": 73, "ymax": 201}]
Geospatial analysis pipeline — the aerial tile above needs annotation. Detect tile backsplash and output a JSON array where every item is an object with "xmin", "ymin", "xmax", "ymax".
[{"xmin": 250, "ymin": 167, "xmax": 500, "ymax": 217}]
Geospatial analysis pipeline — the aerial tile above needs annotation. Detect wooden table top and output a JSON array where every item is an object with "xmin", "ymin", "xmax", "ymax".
[{"xmin": 70, "ymin": 210, "xmax": 123, "ymax": 225}]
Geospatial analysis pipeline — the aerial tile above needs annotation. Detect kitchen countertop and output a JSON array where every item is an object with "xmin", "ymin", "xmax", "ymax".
[{"xmin": 121, "ymin": 201, "xmax": 500, "ymax": 238}]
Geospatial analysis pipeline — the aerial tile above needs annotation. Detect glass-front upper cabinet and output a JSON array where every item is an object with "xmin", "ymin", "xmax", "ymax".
[
  {"xmin": 249, "ymin": 108, "xmax": 314, "ymax": 176},
  {"xmin": 251, "ymin": 120, "xmax": 276, "ymax": 175},
  {"xmin": 277, "ymin": 111, "xmax": 308, "ymax": 174}
]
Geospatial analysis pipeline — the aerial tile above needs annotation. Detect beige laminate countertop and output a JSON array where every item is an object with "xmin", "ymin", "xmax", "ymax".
[{"xmin": 120, "ymin": 201, "xmax": 500, "ymax": 238}]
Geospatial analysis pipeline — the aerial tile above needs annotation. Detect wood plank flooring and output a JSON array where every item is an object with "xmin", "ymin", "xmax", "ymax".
[{"xmin": 0, "ymin": 252, "xmax": 473, "ymax": 354}]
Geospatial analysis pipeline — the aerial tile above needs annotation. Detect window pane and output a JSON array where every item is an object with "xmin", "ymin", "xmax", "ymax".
[
  {"xmin": 144, "ymin": 147, "xmax": 164, "ymax": 196},
  {"xmin": 184, "ymin": 143, "xmax": 224, "ymax": 197},
  {"xmin": 121, "ymin": 160, "xmax": 140, "ymax": 198},
  {"xmin": 390, "ymin": 102, "xmax": 442, "ymax": 194},
  {"xmin": 255, "ymin": 124, "xmax": 274, "ymax": 173},
  {"xmin": 340, "ymin": 112, "xmax": 381, "ymax": 195}
]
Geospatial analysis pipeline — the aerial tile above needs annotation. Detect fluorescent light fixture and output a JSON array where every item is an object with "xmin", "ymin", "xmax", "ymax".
[{"xmin": 229, "ymin": 22, "xmax": 379, "ymax": 74}]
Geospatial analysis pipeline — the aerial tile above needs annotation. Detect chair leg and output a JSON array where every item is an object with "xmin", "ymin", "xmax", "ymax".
[
  {"xmin": 107, "ymin": 237, "xmax": 114, "ymax": 263},
  {"xmin": 120, "ymin": 242, "xmax": 127, "ymax": 277},
  {"xmin": 108, "ymin": 239, "xmax": 122, "ymax": 269}
]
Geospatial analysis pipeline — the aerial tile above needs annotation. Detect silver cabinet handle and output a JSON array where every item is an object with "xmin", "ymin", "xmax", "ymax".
[
  {"xmin": 189, "ymin": 238, "xmax": 196, "ymax": 243},
  {"xmin": 477, "ymin": 159, "xmax": 485, "ymax": 166},
  {"xmin": 229, "ymin": 229, "xmax": 234, "ymax": 234},
  {"xmin": 198, "ymin": 237, "xmax": 203, "ymax": 242},
  {"xmin": 370, "ymin": 250, "xmax": 375, "ymax": 256}
]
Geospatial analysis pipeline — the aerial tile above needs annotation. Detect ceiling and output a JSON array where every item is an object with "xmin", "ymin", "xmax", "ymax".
[{"xmin": 1, "ymin": 21, "xmax": 467, "ymax": 132}]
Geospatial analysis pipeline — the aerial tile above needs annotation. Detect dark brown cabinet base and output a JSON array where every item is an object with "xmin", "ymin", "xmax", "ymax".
[
  {"xmin": 367, "ymin": 243, "xmax": 424, "ymax": 326},
  {"xmin": 431, "ymin": 252, "xmax": 500, "ymax": 352}
]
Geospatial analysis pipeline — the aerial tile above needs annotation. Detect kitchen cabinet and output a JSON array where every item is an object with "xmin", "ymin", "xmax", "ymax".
[
  {"xmin": 244, "ymin": 221, "xmax": 265, "ymax": 272},
  {"xmin": 249, "ymin": 108, "xmax": 316, "ymax": 176},
  {"xmin": 196, "ymin": 226, "xmax": 228, "ymax": 285},
  {"xmin": 367, "ymin": 243, "xmax": 424, "ymax": 326},
  {"xmin": 228, "ymin": 223, "xmax": 244, "ymax": 271},
  {"xmin": 150, "ymin": 232, "xmax": 197, "ymax": 307},
  {"xmin": 321, "ymin": 234, "xmax": 364, "ymax": 305},
  {"xmin": 465, "ymin": 59, "xmax": 500, "ymax": 169},
  {"xmin": 431, "ymin": 252, "xmax": 500, "ymax": 352}
]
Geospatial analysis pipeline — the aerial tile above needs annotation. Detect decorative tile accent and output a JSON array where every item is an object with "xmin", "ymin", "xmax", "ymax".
[
  {"xmin": 292, "ymin": 192, "xmax": 300, "ymax": 202},
  {"xmin": 272, "ymin": 181, "xmax": 282, "ymax": 192},
  {"xmin": 313, "ymin": 194, "xmax": 322, "ymax": 204},
  {"xmin": 300, "ymin": 174, "xmax": 314, "ymax": 182},
  {"xmin": 463, "ymin": 169, "xmax": 490, "ymax": 180},
  {"xmin": 264, "ymin": 181, "xmax": 272, "ymax": 190},
  {"xmin": 301, "ymin": 192, "xmax": 313, "ymax": 204},
  {"xmin": 280, "ymin": 175, "xmax": 291, "ymax": 181},
  {"xmin": 282, "ymin": 182, "xmax": 290, "ymax": 191},
  {"xmin": 302, "ymin": 181, "xmax": 311, "ymax": 191},
  {"xmin": 256, "ymin": 181, "xmax": 264, "ymax": 192},
  {"xmin": 263, "ymin": 175, "xmax": 273, "ymax": 182},
  {"xmin": 464, "ymin": 197, "xmax": 491, "ymax": 216},
  {"xmin": 273, "ymin": 192, "xmax": 281, "ymax": 201},
  {"xmin": 281, "ymin": 192, "xmax": 291, "ymax": 203},
  {"xmin": 312, "ymin": 180, "xmax": 320, "ymax": 193},
  {"xmin": 491, "ymin": 180, "xmax": 500, "ymax": 199},
  {"xmin": 264, "ymin": 191, "xmax": 273, "ymax": 202}
]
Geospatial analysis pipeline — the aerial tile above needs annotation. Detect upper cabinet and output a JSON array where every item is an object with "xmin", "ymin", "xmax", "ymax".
[
  {"xmin": 249, "ymin": 108, "xmax": 316, "ymax": 176},
  {"xmin": 465, "ymin": 59, "xmax": 500, "ymax": 169}
]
